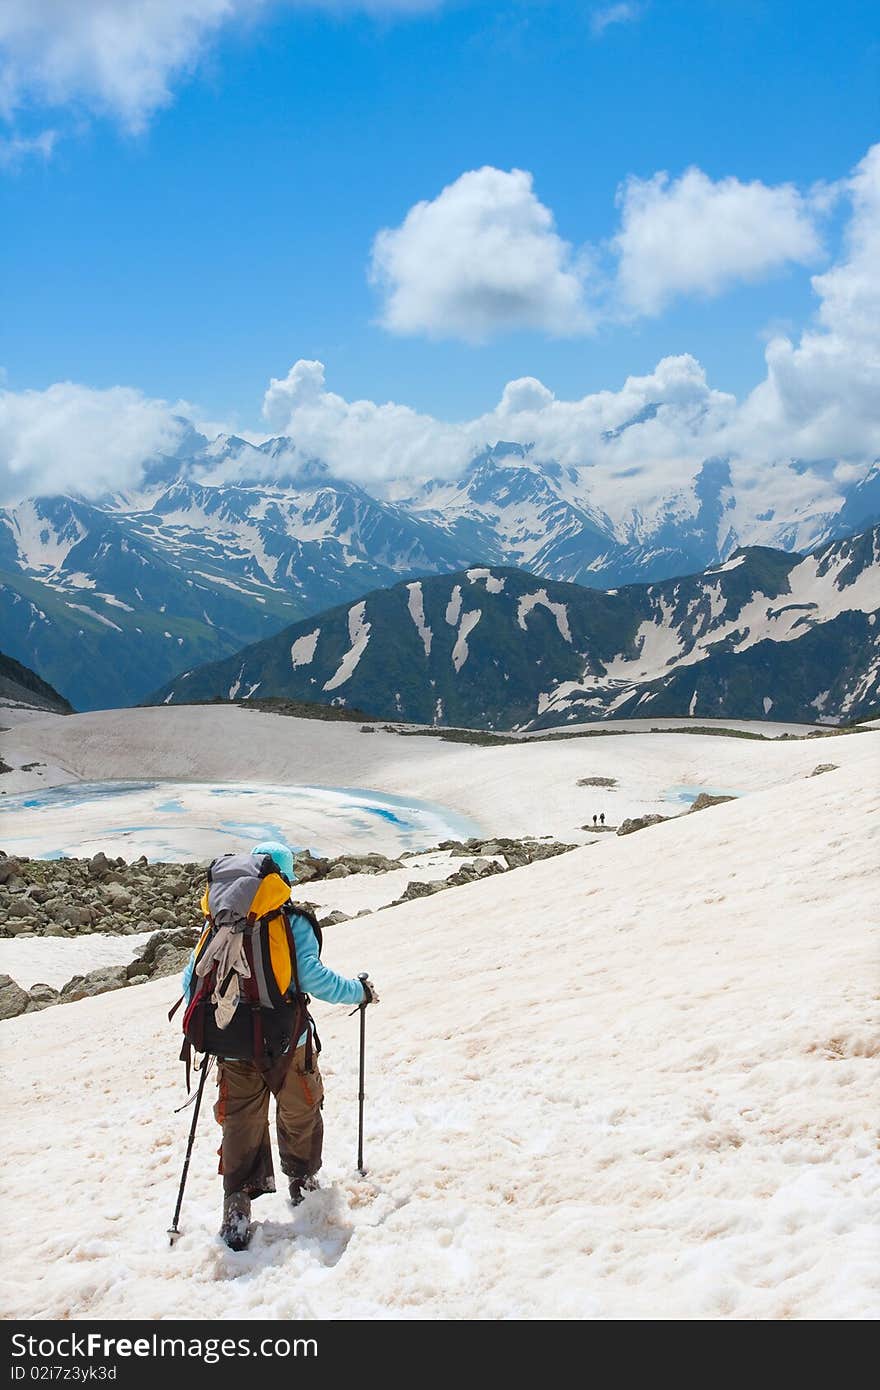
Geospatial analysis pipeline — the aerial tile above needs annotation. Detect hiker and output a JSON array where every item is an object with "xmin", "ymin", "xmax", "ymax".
[
  {"xmin": 592, "ymin": 814, "xmax": 598, "ymax": 827},
  {"xmin": 600, "ymin": 812, "xmax": 605, "ymax": 826},
  {"xmin": 180, "ymin": 840, "xmax": 378, "ymax": 1251}
]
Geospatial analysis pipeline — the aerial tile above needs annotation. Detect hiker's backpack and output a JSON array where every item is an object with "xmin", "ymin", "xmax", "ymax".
[{"xmin": 171, "ymin": 852, "xmax": 323, "ymax": 1081}]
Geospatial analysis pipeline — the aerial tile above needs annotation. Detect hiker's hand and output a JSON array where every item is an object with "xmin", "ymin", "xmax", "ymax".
[{"xmin": 361, "ymin": 977, "xmax": 379, "ymax": 1005}]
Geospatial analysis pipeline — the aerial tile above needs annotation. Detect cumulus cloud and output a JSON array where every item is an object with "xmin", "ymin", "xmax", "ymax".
[
  {"xmin": 731, "ymin": 144, "xmax": 880, "ymax": 461},
  {"xmin": 370, "ymin": 160, "xmax": 830, "ymax": 341},
  {"xmin": 590, "ymin": 4, "xmax": 641, "ymax": 38},
  {"xmin": 612, "ymin": 166, "xmax": 824, "ymax": 316},
  {"xmin": 370, "ymin": 166, "xmax": 594, "ymax": 342},
  {"xmin": 262, "ymin": 359, "xmax": 471, "ymax": 478},
  {"xmin": 4, "ymin": 144, "xmax": 878, "ymax": 508},
  {"xmin": 259, "ymin": 352, "xmax": 735, "ymax": 492},
  {"xmin": 266, "ymin": 147, "xmax": 880, "ymax": 484},
  {"xmin": 0, "ymin": 381, "xmax": 187, "ymax": 502},
  {"xmin": 0, "ymin": 0, "xmax": 443, "ymax": 139}
]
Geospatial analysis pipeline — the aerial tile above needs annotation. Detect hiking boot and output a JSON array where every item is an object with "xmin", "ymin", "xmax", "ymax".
[
  {"xmin": 220, "ymin": 1191, "xmax": 252, "ymax": 1251},
  {"xmin": 288, "ymin": 1175, "xmax": 320, "ymax": 1207}
]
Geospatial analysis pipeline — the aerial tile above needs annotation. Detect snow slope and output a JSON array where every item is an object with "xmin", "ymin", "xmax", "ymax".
[
  {"xmin": 1, "ymin": 705, "xmax": 873, "ymax": 839},
  {"xmin": 0, "ymin": 760, "xmax": 877, "ymax": 1320}
]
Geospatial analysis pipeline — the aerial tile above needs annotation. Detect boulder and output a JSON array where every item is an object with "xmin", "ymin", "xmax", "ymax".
[
  {"xmin": 88, "ymin": 851, "xmax": 111, "ymax": 878},
  {"xmin": 617, "ymin": 815, "xmax": 672, "ymax": 836},
  {"xmin": 26, "ymin": 984, "xmax": 59, "ymax": 1011},
  {"xmin": 103, "ymin": 883, "xmax": 131, "ymax": 905},
  {"xmin": 396, "ymin": 880, "xmax": 444, "ymax": 903},
  {"xmin": 150, "ymin": 944, "xmax": 191, "ymax": 975},
  {"xmin": 0, "ymin": 857, "xmax": 21, "ymax": 885},
  {"xmin": 60, "ymin": 964, "xmax": 129, "ymax": 1002},
  {"xmin": 688, "ymin": 793, "xmax": 737, "ymax": 814},
  {"xmin": 6, "ymin": 899, "xmax": 37, "ymax": 920},
  {"xmin": 28, "ymin": 983, "xmax": 58, "ymax": 1003},
  {"xmin": 810, "ymin": 763, "xmax": 839, "ymax": 777},
  {"xmin": 0, "ymin": 975, "xmax": 30, "ymax": 1020}
]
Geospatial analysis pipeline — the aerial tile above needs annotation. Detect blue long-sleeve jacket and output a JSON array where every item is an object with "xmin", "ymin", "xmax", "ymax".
[{"xmin": 181, "ymin": 908, "xmax": 366, "ymax": 1049}]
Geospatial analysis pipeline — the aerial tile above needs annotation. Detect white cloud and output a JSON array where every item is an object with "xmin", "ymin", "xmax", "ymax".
[
  {"xmin": 370, "ymin": 166, "xmax": 593, "ymax": 342},
  {"xmin": 0, "ymin": 1, "xmax": 247, "ymax": 134},
  {"xmin": 0, "ymin": 0, "xmax": 443, "ymax": 138},
  {"xmin": 258, "ymin": 352, "xmax": 734, "ymax": 493},
  {"xmin": 590, "ymin": 4, "xmax": 641, "ymax": 38},
  {"xmin": 262, "ymin": 359, "xmax": 471, "ymax": 478},
  {"xmin": 731, "ymin": 144, "xmax": 880, "ymax": 461},
  {"xmin": 613, "ymin": 166, "xmax": 824, "ymax": 316},
  {"xmin": 266, "ymin": 147, "xmax": 880, "ymax": 485},
  {"xmin": 0, "ymin": 381, "xmax": 187, "ymax": 501},
  {"xmin": 0, "ymin": 126, "xmax": 56, "ymax": 167},
  {"xmin": 371, "ymin": 160, "xmax": 829, "ymax": 342},
  {"xmin": 4, "ymin": 145, "xmax": 878, "ymax": 515}
]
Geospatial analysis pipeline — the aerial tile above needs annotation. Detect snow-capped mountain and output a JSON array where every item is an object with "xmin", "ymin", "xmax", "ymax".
[
  {"xmin": 151, "ymin": 525, "xmax": 880, "ymax": 729},
  {"xmin": 2, "ymin": 428, "xmax": 877, "ymax": 711}
]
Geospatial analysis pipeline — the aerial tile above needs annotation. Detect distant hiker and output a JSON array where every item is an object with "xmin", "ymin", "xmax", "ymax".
[
  {"xmin": 178, "ymin": 840, "xmax": 378, "ymax": 1251},
  {"xmin": 600, "ymin": 812, "xmax": 605, "ymax": 826},
  {"xmin": 592, "ymin": 814, "xmax": 598, "ymax": 826}
]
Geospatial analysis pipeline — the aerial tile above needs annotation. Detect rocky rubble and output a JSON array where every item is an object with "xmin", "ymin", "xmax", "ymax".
[
  {"xmin": 0, "ymin": 847, "xmax": 415, "ymax": 940},
  {"xmin": 384, "ymin": 837, "xmax": 577, "ymax": 907},
  {"xmin": 0, "ymin": 851, "xmax": 205, "ymax": 939},
  {"xmin": 0, "ymin": 836, "xmax": 578, "ymax": 1014}
]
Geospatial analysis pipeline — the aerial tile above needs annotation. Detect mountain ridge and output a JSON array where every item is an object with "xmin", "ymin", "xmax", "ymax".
[
  {"xmin": 149, "ymin": 525, "xmax": 880, "ymax": 729},
  {"xmin": 3, "ymin": 431, "xmax": 877, "ymax": 710}
]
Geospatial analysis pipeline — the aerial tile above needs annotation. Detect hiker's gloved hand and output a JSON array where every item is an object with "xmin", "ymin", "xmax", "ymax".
[{"xmin": 361, "ymin": 977, "xmax": 379, "ymax": 1005}]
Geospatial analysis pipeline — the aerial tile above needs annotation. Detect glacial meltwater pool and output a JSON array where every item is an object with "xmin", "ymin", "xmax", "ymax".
[
  {"xmin": 663, "ymin": 784, "xmax": 739, "ymax": 806},
  {"xmin": 0, "ymin": 781, "xmax": 481, "ymax": 863}
]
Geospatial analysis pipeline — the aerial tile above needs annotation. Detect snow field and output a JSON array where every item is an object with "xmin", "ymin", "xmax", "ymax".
[
  {"xmin": 0, "ymin": 759, "xmax": 877, "ymax": 1319},
  {"xmin": 0, "ymin": 931, "xmax": 155, "ymax": 991},
  {"xmin": 1, "ymin": 705, "xmax": 873, "ymax": 837}
]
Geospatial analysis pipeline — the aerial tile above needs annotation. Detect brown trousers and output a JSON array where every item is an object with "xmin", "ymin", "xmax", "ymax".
[{"xmin": 214, "ymin": 1044, "xmax": 324, "ymax": 1198}]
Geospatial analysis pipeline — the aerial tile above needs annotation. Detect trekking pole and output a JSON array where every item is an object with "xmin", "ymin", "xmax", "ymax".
[
  {"xmin": 168, "ymin": 1054, "xmax": 210, "ymax": 1245},
  {"xmin": 356, "ymin": 972, "xmax": 368, "ymax": 1175}
]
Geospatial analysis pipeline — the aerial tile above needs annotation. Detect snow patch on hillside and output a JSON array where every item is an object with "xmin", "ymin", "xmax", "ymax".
[
  {"xmin": 467, "ymin": 568, "xmax": 505, "ymax": 594},
  {"xmin": 291, "ymin": 629, "xmax": 320, "ymax": 670},
  {"xmin": 407, "ymin": 582, "xmax": 433, "ymax": 657},
  {"xmin": 445, "ymin": 585, "xmax": 463, "ymax": 626},
  {"xmin": 324, "ymin": 602, "xmax": 371, "ymax": 691},
  {"xmin": 517, "ymin": 589, "xmax": 572, "ymax": 643},
  {"xmin": 228, "ymin": 665, "xmax": 245, "ymax": 700},
  {"xmin": 452, "ymin": 610, "xmax": 482, "ymax": 672},
  {"xmin": 709, "ymin": 554, "xmax": 747, "ymax": 574},
  {"xmin": 65, "ymin": 604, "xmax": 123, "ymax": 633}
]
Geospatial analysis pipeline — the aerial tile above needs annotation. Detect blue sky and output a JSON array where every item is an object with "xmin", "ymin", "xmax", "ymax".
[{"xmin": 0, "ymin": 0, "xmax": 878, "ymax": 443}]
